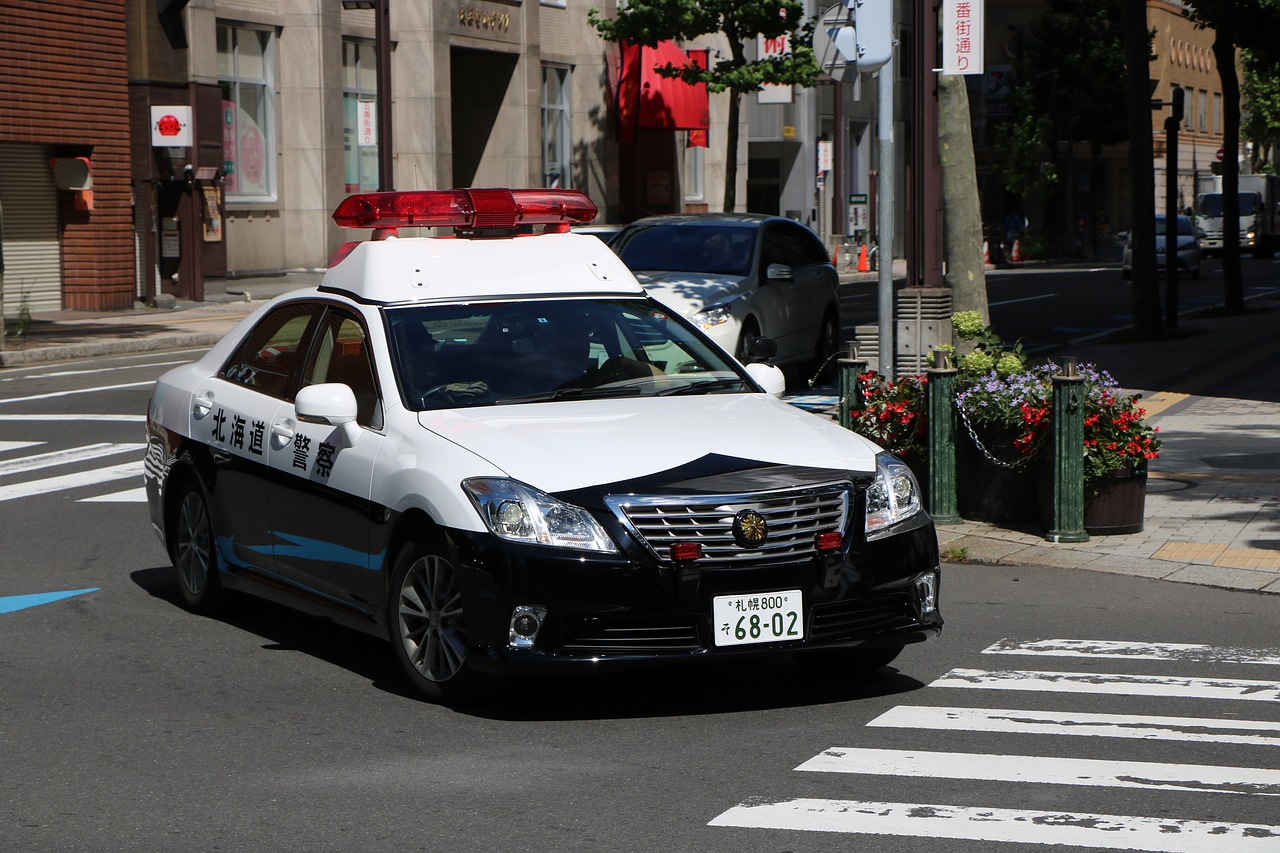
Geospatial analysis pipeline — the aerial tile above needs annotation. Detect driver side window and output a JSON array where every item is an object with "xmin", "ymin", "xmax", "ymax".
[{"xmin": 301, "ymin": 309, "xmax": 382, "ymax": 430}]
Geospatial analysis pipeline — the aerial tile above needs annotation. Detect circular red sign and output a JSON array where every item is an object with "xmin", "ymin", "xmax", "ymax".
[
  {"xmin": 1216, "ymin": 147, "xmax": 1225, "ymax": 161},
  {"xmin": 157, "ymin": 114, "xmax": 182, "ymax": 137}
]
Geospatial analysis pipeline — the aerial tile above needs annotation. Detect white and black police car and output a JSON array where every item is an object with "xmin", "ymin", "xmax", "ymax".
[{"xmin": 144, "ymin": 188, "xmax": 941, "ymax": 703}]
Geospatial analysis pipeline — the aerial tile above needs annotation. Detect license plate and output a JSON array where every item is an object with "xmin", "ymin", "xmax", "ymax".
[{"xmin": 712, "ymin": 590, "xmax": 804, "ymax": 647}]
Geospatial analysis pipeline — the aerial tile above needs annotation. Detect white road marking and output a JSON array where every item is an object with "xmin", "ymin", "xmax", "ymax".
[
  {"xmin": 4, "ymin": 359, "xmax": 188, "ymax": 380},
  {"xmin": 0, "ymin": 441, "xmax": 43, "ymax": 454},
  {"xmin": 708, "ymin": 799, "xmax": 1280, "ymax": 852},
  {"xmin": 932, "ymin": 668, "xmax": 1280, "ymax": 702},
  {"xmin": 0, "ymin": 461, "xmax": 142, "ymax": 502},
  {"xmin": 0, "ymin": 443, "xmax": 144, "ymax": 477},
  {"xmin": 80, "ymin": 486, "xmax": 147, "ymax": 503},
  {"xmin": 988, "ymin": 294, "xmax": 1055, "ymax": 307},
  {"xmin": 984, "ymin": 638, "xmax": 1280, "ymax": 666},
  {"xmin": 0, "ymin": 414, "xmax": 146, "ymax": 422},
  {"xmin": 866, "ymin": 705, "xmax": 1280, "ymax": 747},
  {"xmin": 796, "ymin": 747, "xmax": 1280, "ymax": 796},
  {"xmin": 0, "ymin": 380, "xmax": 154, "ymax": 405}
]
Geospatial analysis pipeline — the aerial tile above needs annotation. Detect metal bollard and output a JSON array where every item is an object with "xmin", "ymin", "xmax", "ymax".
[
  {"xmin": 925, "ymin": 347, "xmax": 960, "ymax": 524},
  {"xmin": 837, "ymin": 348, "xmax": 868, "ymax": 431},
  {"xmin": 1046, "ymin": 356, "xmax": 1089, "ymax": 542}
]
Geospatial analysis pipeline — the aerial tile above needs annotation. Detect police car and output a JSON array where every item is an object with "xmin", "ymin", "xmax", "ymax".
[{"xmin": 144, "ymin": 188, "xmax": 941, "ymax": 703}]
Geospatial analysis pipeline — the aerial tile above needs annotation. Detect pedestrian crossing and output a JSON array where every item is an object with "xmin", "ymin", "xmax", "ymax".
[
  {"xmin": 0, "ymin": 437, "xmax": 146, "ymax": 503},
  {"xmin": 709, "ymin": 637, "xmax": 1280, "ymax": 851}
]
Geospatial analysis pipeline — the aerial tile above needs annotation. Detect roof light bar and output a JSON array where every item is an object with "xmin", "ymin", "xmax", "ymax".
[{"xmin": 331, "ymin": 188, "xmax": 598, "ymax": 231}]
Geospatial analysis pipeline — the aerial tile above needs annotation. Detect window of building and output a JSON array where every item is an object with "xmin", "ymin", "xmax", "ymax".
[
  {"xmin": 1214, "ymin": 92, "xmax": 1222, "ymax": 133},
  {"xmin": 683, "ymin": 136, "xmax": 704, "ymax": 202},
  {"xmin": 343, "ymin": 39, "xmax": 379, "ymax": 193},
  {"xmin": 218, "ymin": 23, "xmax": 277, "ymax": 202},
  {"xmin": 542, "ymin": 65, "xmax": 571, "ymax": 188},
  {"xmin": 1199, "ymin": 89, "xmax": 1207, "ymax": 133}
]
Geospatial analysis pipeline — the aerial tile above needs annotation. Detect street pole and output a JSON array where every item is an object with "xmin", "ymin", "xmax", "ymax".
[
  {"xmin": 1164, "ymin": 86, "xmax": 1183, "ymax": 330},
  {"xmin": 877, "ymin": 62, "xmax": 894, "ymax": 377},
  {"xmin": 375, "ymin": 0, "xmax": 393, "ymax": 191}
]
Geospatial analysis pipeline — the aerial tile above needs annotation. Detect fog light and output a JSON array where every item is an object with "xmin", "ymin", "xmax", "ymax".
[
  {"xmin": 914, "ymin": 571, "xmax": 939, "ymax": 617},
  {"xmin": 508, "ymin": 605, "xmax": 547, "ymax": 649}
]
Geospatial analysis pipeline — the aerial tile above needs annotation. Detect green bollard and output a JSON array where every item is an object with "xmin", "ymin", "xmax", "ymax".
[
  {"xmin": 838, "ymin": 350, "xmax": 868, "ymax": 431},
  {"xmin": 1046, "ymin": 357, "xmax": 1089, "ymax": 542},
  {"xmin": 925, "ymin": 348, "xmax": 960, "ymax": 524}
]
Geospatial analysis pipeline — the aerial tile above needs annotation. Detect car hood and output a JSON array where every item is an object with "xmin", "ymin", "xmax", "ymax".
[
  {"xmin": 417, "ymin": 394, "xmax": 878, "ymax": 493},
  {"xmin": 632, "ymin": 271, "xmax": 748, "ymax": 318}
]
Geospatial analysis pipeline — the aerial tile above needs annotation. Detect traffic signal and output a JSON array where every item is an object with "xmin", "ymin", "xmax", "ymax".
[{"xmin": 852, "ymin": 0, "xmax": 894, "ymax": 71}]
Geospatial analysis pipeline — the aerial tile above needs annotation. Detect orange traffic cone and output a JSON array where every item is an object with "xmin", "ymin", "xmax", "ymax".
[
  {"xmin": 1011, "ymin": 239, "xmax": 1022, "ymax": 263},
  {"xmin": 857, "ymin": 243, "xmax": 869, "ymax": 273},
  {"xmin": 982, "ymin": 240, "xmax": 989, "ymax": 264}
]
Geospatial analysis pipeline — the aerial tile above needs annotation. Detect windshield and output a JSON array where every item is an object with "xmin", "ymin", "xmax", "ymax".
[
  {"xmin": 616, "ymin": 223, "xmax": 757, "ymax": 276},
  {"xmin": 387, "ymin": 297, "xmax": 755, "ymax": 411},
  {"xmin": 1154, "ymin": 215, "xmax": 1195, "ymax": 236},
  {"xmin": 1197, "ymin": 193, "xmax": 1257, "ymax": 217}
]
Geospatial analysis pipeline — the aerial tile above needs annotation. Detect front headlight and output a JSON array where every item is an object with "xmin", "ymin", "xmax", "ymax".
[
  {"xmin": 463, "ymin": 478, "xmax": 619, "ymax": 552},
  {"xmin": 692, "ymin": 304, "xmax": 733, "ymax": 331},
  {"xmin": 865, "ymin": 453, "xmax": 924, "ymax": 540}
]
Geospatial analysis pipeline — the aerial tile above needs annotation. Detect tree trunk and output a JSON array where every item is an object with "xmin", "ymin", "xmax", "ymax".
[
  {"xmin": 937, "ymin": 75, "xmax": 989, "ymax": 326},
  {"xmin": 1214, "ymin": 15, "xmax": 1245, "ymax": 314},
  {"xmin": 1121, "ymin": 0, "xmax": 1163, "ymax": 338},
  {"xmin": 724, "ymin": 91, "xmax": 740, "ymax": 212}
]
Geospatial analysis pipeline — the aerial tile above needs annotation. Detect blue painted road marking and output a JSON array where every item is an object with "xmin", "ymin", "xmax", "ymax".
[{"xmin": 0, "ymin": 588, "xmax": 99, "ymax": 614}]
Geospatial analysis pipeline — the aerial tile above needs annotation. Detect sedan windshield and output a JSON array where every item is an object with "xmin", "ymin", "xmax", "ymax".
[
  {"xmin": 615, "ymin": 223, "xmax": 757, "ymax": 276},
  {"xmin": 1154, "ymin": 216, "xmax": 1195, "ymax": 236},
  {"xmin": 387, "ymin": 297, "xmax": 754, "ymax": 411}
]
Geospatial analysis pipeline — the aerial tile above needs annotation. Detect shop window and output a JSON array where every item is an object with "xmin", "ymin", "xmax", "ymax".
[
  {"xmin": 542, "ymin": 65, "xmax": 571, "ymax": 188},
  {"xmin": 343, "ymin": 39, "xmax": 380, "ymax": 193},
  {"xmin": 219, "ymin": 23, "xmax": 278, "ymax": 202}
]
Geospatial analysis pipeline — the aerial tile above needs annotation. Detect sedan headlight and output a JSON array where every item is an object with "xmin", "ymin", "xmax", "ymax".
[
  {"xmin": 692, "ymin": 304, "xmax": 733, "ymax": 331},
  {"xmin": 463, "ymin": 478, "xmax": 618, "ymax": 552},
  {"xmin": 865, "ymin": 453, "xmax": 924, "ymax": 540}
]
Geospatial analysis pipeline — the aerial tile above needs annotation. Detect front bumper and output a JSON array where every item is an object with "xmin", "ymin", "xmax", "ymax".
[{"xmin": 445, "ymin": 521, "xmax": 942, "ymax": 674}]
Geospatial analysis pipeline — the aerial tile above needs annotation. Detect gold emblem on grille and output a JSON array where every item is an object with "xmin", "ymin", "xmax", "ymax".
[{"xmin": 732, "ymin": 509, "xmax": 768, "ymax": 549}]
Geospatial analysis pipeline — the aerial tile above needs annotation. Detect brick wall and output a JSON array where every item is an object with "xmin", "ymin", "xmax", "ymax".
[{"xmin": 0, "ymin": 1, "xmax": 135, "ymax": 310}]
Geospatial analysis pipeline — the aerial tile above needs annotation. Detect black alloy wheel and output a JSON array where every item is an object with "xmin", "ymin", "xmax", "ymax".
[
  {"xmin": 389, "ymin": 537, "xmax": 474, "ymax": 702},
  {"xmin": 173, "ymin": 476, "xmax": 223, "ymax": 613}
]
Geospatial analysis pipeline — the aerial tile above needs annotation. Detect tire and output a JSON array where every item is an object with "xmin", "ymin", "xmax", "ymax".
[
  {"xmin": 389, "ymin": 537, "xmax": 475, "ymax": 702},
  {"xmin": 172, "ymin": 476, "xmax": 223, "ymax": 613},
  {"xmin": 735, "ymin": 319, "xmax": 761, "ymax": 363},
  {"xmin": 813, "ymin": 310, "xmax": 840, "ymax": 373},
  {"xmin": 795, "ymin": 644, "xmax": 903, "ymax": 675}
]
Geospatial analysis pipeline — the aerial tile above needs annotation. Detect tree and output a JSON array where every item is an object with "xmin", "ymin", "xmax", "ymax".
[
  {"xmin": 590, "ymin": 1, "xmax": 821, "ymax": 212},
  {"xmin": 939, "ymin": 75, "xmax": 989, "ymax": 326},
  {"xmin": 1122, "ymin": 0, "xmax": 1163, "ymax": 338},
  {"xmin": 1183, "ymin": 0, "xmax": 1280, "ymax": 314},
  {"xmin": 1242, "ymin": 48, "xmax": 1280, "ymax": 172}
]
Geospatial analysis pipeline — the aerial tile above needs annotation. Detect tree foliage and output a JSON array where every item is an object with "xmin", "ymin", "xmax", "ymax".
[
  {"xmin": 1242, "ymin": 48, "xmax": 1280, "ymax": 172},
  {"xmin": 590, "ymin": 1, "xmax": 821, "ymax": 211}
]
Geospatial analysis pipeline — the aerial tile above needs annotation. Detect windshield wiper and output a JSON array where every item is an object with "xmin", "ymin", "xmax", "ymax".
[
  {"xmin": 499, "ymin": 385, "xmax": 639, "ymax": 404},
  {"xmin": 655, "ymin": 377, "xmax": 751, "ymax": 396}
]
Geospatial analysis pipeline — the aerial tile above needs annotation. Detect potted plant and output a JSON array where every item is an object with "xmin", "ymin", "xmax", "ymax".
[{"xmin": 848, "ymin": 371, "xmax": 928, "ymax": 476}]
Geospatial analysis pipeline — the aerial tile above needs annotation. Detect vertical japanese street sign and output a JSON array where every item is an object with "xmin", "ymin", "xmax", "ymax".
[
  {"xmin": 941, "ymin": 0, "xmax": 984, "ymax": 75},
  {"xmin": 758, "ymin": 32, "xmax": 794, "ymax": 104}
]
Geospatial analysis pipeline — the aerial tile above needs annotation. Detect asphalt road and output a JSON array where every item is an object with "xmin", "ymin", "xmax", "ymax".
[{"xmin": 2, "ymin": 351, "xmax": 1279, "ymax": 851}]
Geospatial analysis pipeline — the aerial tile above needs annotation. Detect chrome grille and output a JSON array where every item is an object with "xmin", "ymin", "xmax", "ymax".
[{"xmin": 607, "ymin": 483, "xmax": 852, "ymax": 568}]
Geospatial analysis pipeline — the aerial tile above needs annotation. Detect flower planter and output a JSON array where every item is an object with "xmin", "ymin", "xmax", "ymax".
[
  {"xmin": 1083, "ymin": 462, "xmax": 1148, "ymax": 535},
  {"xmin": 955, "ymin": 431, "xmax": 1042, "ymax": 525}
]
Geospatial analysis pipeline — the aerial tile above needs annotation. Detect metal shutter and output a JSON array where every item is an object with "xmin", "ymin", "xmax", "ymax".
[{"xmin": 0, "ymin": 144, "xmax": 62, "ymax": 315}]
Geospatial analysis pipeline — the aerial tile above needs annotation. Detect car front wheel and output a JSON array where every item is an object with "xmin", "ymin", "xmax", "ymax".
[{"xmin": 390, "ymin": 537, "xmax": 474, "ymax": 702}]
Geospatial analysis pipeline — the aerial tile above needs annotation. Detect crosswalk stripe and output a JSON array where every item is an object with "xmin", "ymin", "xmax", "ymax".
[
  {"xmin": 984, "ymin": 638, "xmax": 1280, "ymax": 666},
  {"xmin": 0, "ymin": 461, "xmax": 142, "ymax": 503},
  {"xmin": 866, "ymin": 705, "xmax": 1280, "ymax": 747},
  {"xmin": 708, "ymin": 798, "xmax": 1280, "ymax": 852},
  {"xmin": 0, "ymin": 443, "xmax": 144, "ymax": 478},
  {"xmin": 932, "ymin": 668, "xmax": 1280, "ymax": 702},
  {"xmin": 79, "ymin": 487, "xmax": 147, "ymax": 503},
  {"xmin": 0, "ymin": 440, "xmax": 43, "ymax": 453},
  {"xmin": 795, "ymin": 747, "xmax": 1280, "ymax": 796}
]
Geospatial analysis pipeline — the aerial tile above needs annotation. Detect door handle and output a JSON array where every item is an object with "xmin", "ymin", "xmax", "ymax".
[
  {"xmin": 271, "ymin": 419, "xmax": 296, "ymax": 448},
  {"xmin": 193, "ymin": 390, "xmax": 214, "ymax": 419}
]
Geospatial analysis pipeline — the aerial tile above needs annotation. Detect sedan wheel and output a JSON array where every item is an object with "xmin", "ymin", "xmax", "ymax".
[
  {"xmin": 391, "ymin": 540, "xmax": 473, "ymax": 701},
  {"xmin": 813, "ymin": 310, "xmax": 840, "ymax": 376},
  {"xmin": 173, "ymin": 478, "xmax": 222, "ymax": 612}
]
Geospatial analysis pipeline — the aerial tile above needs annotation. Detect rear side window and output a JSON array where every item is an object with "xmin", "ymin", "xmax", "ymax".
[{"xmin": 220, "ymin": 304, "xmax": 317, "ymax": 399}]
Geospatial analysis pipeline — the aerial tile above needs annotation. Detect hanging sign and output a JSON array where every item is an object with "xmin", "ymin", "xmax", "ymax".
[{"xmin": 941, "ymin": 0, "xmax": 984, "ymax": 76}]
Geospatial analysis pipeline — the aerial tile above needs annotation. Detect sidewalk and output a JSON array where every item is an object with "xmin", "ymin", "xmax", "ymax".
[{"xmin": 1, "ymin": 270, "xmax": 1277, "ymax": 596}]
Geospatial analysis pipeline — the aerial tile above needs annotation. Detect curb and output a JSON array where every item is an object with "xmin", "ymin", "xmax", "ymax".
[{"xmin": 0, "ymin": 332, "xmax": 226, "ymax": 367}]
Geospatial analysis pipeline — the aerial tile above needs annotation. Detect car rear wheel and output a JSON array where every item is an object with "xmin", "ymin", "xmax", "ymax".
[
  {"xmin": 390, "ymin": 537, "xmax": 474, "ymax": 702},
  {"xmin": 173, "ymin": 476, "xmax": 223, "ymax": 613}
]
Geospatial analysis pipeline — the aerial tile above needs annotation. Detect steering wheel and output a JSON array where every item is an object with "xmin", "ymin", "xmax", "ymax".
[{"xmin": 418, "ymin": 384, "xmax": 457, "ymax": 407}]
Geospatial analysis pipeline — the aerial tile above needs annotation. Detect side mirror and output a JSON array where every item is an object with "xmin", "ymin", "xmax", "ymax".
[
  {"xmin": 764, "ymin": 263, "xmax": 792, "ymax": 281},
  {"xmin": 744, "ymin": 362, "xmax": 787, "ymax": 396},
  {"xmin": 745, "ymin": 335, "xmax": 778, "ymax": 363},
  {"xmin": 295, "ymin": 382, "xmax": 361, "ymax": 445}
]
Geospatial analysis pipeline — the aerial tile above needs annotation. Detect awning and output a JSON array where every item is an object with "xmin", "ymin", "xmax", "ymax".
[{"xmin": 616, "ymin": 41, "xmax": 710, "ymax": 142}]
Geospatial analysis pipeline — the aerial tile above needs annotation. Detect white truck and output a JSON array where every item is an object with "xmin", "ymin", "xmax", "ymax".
[{"xmin": 1195, "ymin": 173, "xmax": 1280, "ymax": 258}]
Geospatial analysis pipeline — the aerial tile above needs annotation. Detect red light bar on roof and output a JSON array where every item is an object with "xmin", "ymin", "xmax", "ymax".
[{"xmin": 331, "ymin": 188, "xmax": 598, "ymax": 232}]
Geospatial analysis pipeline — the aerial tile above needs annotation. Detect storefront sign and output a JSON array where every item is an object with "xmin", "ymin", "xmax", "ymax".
[{"xmin": 150, "ymin": 106, "xmax": 193, "ymax": 147}]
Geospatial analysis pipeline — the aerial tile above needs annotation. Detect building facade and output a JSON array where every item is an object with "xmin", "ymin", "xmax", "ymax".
[{"xmin": 0, "ymin": 0, "xmax": 135, "ymax": 313}]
